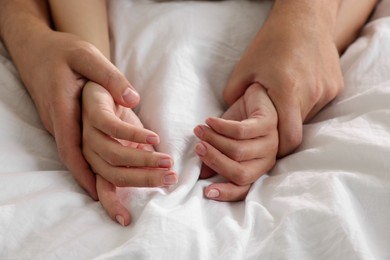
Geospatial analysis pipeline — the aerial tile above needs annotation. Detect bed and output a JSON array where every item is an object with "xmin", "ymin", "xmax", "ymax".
[{"xmin": 1, "ymin": 0, "xmax": 390, "ymax": 259}]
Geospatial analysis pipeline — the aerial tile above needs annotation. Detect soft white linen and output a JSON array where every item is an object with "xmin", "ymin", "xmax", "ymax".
[{"xmin": 1, "ymin": 0, "xmax": 390, "ymax": 259}]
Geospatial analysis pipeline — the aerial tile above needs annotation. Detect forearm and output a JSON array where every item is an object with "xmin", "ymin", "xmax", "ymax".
[
  {"xmin": 335, "ymin": 0, "xmax": 378, "ymax": 52},
  {"xmin": 269, "ymin": 0, "xmax": 377, "ymax": 53},
  {"xmin": 0, "ymin": 0, "xmax": 51, "ymax": 68},
  {"xmin": 269, "ymin": 0, "xmax": 342, "ymax": 36},
  {"xmin": 49, "ymin": 0, "xmax": 110, "ymax": 59}
]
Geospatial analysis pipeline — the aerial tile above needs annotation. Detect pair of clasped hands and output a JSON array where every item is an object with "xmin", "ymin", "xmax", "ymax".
[
  {"xmin": 82, "ymin": 78, "xmax": 279, "ymax": 227},
  {"xmin": 79, "ymin": 15, "xmax": 342, "ymax": 226},
  {"xmin": 19, "ymin": 5, "xmax": 343, "ymax": 227}
]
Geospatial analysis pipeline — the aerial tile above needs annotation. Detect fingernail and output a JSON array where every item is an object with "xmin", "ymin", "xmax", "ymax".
[
  {"xmin": 122, "ymin": 87, "xmax": 139, "ymax": 105},
  {"xmin": 163, "ymin": 174, "xmax": 178, "ymax": 185},
  {"xmin": 205, "ymin": 118, "xmax": 213, "ymax": 125},
  {"xmin": 194, "ymin": 126, "xmax": 204, "ymax": 138},
  {"xmin": 195, "ymin": 143, "xmax": 207, "ymax": 156},
  {"xmin": 146, "ymin": 135, "xmax": 159, "ymax": 144},
  {"xmin": 116, "ymin": 215, "xmax": 125, "ymax": 226},
  {"xmin": 159, "ymin": 158, "xmax": 173, "ymax": 168},
  {"xmin": 206, "ymin": 189, "xmax": 220, "ymax": 198}
]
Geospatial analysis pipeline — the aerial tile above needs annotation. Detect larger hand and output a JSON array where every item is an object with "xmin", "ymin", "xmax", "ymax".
[
  {"xmin": 11, "ymin": 30, "xmax": 139, "ymax": 199},
  {"xmin": 223, "ymin": 1, "xmax": 344, "ymax": 157}
]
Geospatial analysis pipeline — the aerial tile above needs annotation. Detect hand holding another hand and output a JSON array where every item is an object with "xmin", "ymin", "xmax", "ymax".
[
  {"xmin": 82, "ymin": 82, "xmax": 177, "ymax": 226},
  {"xmin": 194, "ymin": 83, "xmax": 278, "ymax": 201},
  {"xmin": 223, "ymin": 2, "xmax": 344, "ymax": 157}
]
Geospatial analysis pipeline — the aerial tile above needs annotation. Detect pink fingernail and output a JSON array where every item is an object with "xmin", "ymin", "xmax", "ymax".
[
  {"xmin": 146, "ymin": 135, "xmax": 159, "ymax": 144},
  {"xmin": 116, "ymin": 215, "xmax": 125, "ymax": 226},
  {"xmin": 194, "ymin": 126, "xmax": 204, "ymax": 138},
  {"xmin": 122, "ymin": 88, "xmax": 139, "ymax": 105},
  {"xmin": 195, "ymin": 143, "xmax": 207, "ymax": 156},
  {"xmin": 163, "ymin": 174, "xmax": 178, "ymax": 185},
  {"xmin": 205, "ymin": 117, "xmax": 216, "ymax": 125},
  {"xmin": 206, "ymin": 189, "xmax": 220, "ymax": 198},
  {"xmin": 159, "ymin": 158, "xmax": 173, "ymax": 168}
]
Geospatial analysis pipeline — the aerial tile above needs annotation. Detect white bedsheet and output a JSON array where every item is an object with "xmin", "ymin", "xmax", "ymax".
[{"xmin": 1, "ymin": 0, "xmax": 390, "ymax": 259}]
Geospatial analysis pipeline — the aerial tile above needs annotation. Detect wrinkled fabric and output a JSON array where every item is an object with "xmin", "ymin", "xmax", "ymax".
[{"xmin": 0, "ymin": 1, "xmax": 390, "ymax": 259}]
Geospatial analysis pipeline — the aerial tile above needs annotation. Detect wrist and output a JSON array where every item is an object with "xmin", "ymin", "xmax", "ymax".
[
  {"xmin": 270, "ymin": 0, "xmax": 342, "ymax": 35},
  {"xmin": 0, "ymin": 0, "xmax": 51, "ymax": 56}
]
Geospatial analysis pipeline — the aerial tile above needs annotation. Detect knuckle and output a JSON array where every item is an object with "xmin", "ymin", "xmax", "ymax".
[
  {"xmin": 105, "ymin": 148, "xmax": 122, "ymax": 166},
  {"xmin": 73, "ymin": 42, "xmax": 99, "ymax": 60},
  {"xmin": 134, "ymin": 152, "xmax": 150, "ymax": 167},
  {"xmin": 208, "ymin": 152, "xmax": 220, "ymax": 169},
  {"xmin": 287, "ymin": 131, "xmax": 302, "ymax": 149},
  {"xmin": 148, "ymin": 155, "xmax": 159, "ymax": 168},
  {"xmin": 146, "ymin": 174, "xmax": 160, "ymax": 187},
  {"xmin": 230, "ymin": 145, "xmax": 245, "ymax": 162},
  {"xmin": 113, "ymin": 174, "xmax": 127, "ymax": 187},
  {"xmin": 232, "ymin": 167, "xmax": 250, "ymax": 186},
  {"xmin": 57, "ymin": 145, "xmax": 68, "ymax": 164},
  {"xmin": 104, "ymin": 67, "xmax": 120, "ymax": 90},
  {"xmin": 327, "ymin": 79, "xmax": 344, "ymax": 101},
  {"xmin": 280, "ymin": 130, "xmax": 302, "ymax": 156},
  {"xmin": 128, "ymin": 129, "xmax": 143, "ymax": 143},
  {"xmin": 234, "ymin": 124, "xmax": 247, "ymax": 139},
  {"xmin": 104, "ymin": 121, "xmax": 119, "ymax": 138}
]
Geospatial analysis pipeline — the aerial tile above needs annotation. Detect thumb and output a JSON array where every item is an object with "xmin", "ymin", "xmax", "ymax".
[
  {"xmin": 69, "ymin": 45, "xmax": 140, "ymax": 108},
  {"xmin": 272, "ymin": 95, "xmax": 303, "ymax": 158},
  {"xmin": 223, "ymin": 64, "xmax": 253, "ymax": 106}
]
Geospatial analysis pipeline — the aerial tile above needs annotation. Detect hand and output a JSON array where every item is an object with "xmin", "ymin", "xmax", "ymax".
[
  {"xmin": 12, "ymin": 30, "xmax": 140, "ymax": 199},
  {"xmin": 194, "ymin": 83, "xmax": 278, "ymax": 201},
  {"xmin": 223, "ymin": 2, "xmax": 344, "ymax": 157},
  {"xmin": 82, "ymin": 82, "xmax": 177, "ymax": 226}
]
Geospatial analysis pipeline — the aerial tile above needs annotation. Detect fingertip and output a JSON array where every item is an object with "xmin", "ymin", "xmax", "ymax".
[
  {"xmin": 193, "ymin": 125, "xmax": 205, "ymax": 139},
  {"xmin": 116, "ymin": 214, "xmax": 131, "ymax": 227},
  {"xmin": 205, "ymin": 183, "xmax": 251, "ymax": 202},
  {"xmin": 116, "ymin": 215, "xmax": 125, "ymax": 226},
  {"xmin": 195, "ymin": 142, "xmax": 207, "ymax": 157},
  {"xmin": 163, "ymin": 172, "xmax": 178, "ymax": 186},
  {"xmin": 146, "ymin": 134, "xmax": 160, "ymax": 145},
  {"xmin": 121, "ymin": 87, "xmax": 140, "ymax": 108},
  {"xmin": 205, "ymin": 117, "xmax": 218, "ymax": 126},
  {"xmin": 205, "ymin": 188, "xmax": 220, "ymax": 199},
  {"xmin": 159, "ymin": 157, "xmax": 174, "ymax": 168},
  {"xmin": 205, "ymin": 117, "xmax": 227, "ymax": 131}
]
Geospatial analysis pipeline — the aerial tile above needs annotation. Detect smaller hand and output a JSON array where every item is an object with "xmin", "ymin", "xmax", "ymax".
[
  {"xmin": 82, "ymin": 82, "xmax": 177, "ymax": 225},
  {"xmin": 194, "ymin": 83, "xmax": 278, "ymax": 201}
]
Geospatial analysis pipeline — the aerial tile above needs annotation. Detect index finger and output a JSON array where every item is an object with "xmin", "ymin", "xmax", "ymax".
[
  {"xmin": 205, "ymin": 117, "xmax": 273, "ymax": 140},
  {"xmin": 90, "ymin": 109, "xmax": 160, "ymax": 145},
  {"xmin": 52, "ymin": 101, "xmax": 98, "ymax": 200}
]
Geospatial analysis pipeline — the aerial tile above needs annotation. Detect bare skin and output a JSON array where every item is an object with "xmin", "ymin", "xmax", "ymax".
[
  {"xmin": 48, "ymin": 0, "xmax": 177, "ymax": 226},
  {"xmin": 197, "ymin": 0, "xmax": 378, "ymax": 201},
  {"xmin": 0, "ymin": 0, "xmax": 140, "ymax": 200},
  {"xmin": 0, "ymin": 0, "xmax": 378, "ymax": 224}
]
